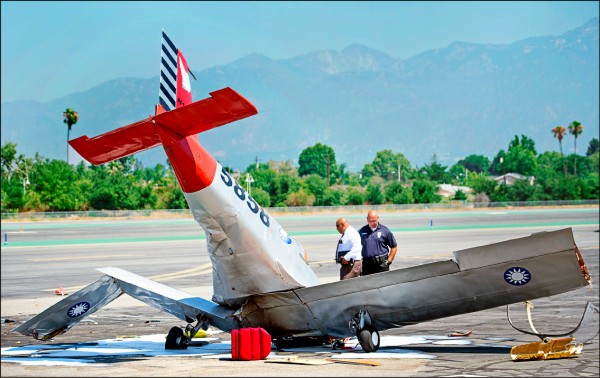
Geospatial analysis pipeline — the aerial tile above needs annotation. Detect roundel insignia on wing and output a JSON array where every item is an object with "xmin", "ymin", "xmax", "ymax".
[
  {"xmin": 504, "ymin": 267, "xmax": 531, "ymax": 286},
  {"xmin": 67, "ymin": 302, "xmax": 91, "ymax": 318}
]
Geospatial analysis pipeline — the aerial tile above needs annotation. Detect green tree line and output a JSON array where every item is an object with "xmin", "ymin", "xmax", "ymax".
[{"xmin": 2, "ymin": 133, "xmax": 598, "ymax": 213}]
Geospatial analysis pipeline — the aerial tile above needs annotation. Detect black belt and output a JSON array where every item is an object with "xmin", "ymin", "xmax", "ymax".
[{"xmin": 365, "ymin": 254, "xmax": 388, "ymax": 263}]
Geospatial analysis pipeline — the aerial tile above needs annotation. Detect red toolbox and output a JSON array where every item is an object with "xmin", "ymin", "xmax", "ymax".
[{"xmin": 231, "ymin": 327, "xmax": 272, "ymax": 360}]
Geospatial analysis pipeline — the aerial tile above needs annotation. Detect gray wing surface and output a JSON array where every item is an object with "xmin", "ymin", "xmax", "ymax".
[
  {"xmin": 14, "ymin": 267, "xmax": 237, "ymax": 340},
  {"xmin": 13, "ymin": 274, "xmax": 124, "ymax": 340},
  {"xmin": 237, "ymin": 228, "xmax": 591, "ymax": 339}
]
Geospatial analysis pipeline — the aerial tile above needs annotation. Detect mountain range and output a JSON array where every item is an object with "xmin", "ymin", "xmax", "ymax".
[{"xmin": 1, "ymin": 17, "xmax": 598, "ymax": 172}]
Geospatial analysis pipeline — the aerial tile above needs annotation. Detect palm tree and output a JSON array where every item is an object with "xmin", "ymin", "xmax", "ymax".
[
  {"xmin": 567, "ymin": 120, "xmax": 583, "ymax": 175},
  {"xmin": 63, "ymin": 108, "xmax": 79, "ymax": 163},
  {"xmin": 551, "ymin": 126, "xmax": 567, "ymax": 175}
]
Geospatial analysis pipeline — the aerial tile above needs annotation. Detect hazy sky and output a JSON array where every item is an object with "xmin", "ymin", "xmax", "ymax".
[{"xmin": 1, "ymin": 1, "xmax": 598, "ymax": 103}]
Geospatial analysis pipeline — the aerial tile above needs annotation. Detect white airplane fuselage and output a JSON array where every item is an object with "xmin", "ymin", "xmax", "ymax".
[{"xmin": 155, "ymin": 126, "xmax": 319, "ymax": 307}]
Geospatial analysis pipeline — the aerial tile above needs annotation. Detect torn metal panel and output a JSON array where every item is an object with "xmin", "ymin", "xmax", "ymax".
[{"xmin": 236, "ymin": 293, "xmax": 322, "ymax": 337}]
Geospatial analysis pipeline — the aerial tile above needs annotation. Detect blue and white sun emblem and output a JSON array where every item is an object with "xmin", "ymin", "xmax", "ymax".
[
  {"xmin": 279, "ymin": 228, "xmax": 292, "ymax": 244},
  {"xmin": 67, "ymin": 302, "xmax": 90, "ymax": 318},
  {"xmin": 504, "ymin": 267, "xmax": 531, "ymax": 286}
]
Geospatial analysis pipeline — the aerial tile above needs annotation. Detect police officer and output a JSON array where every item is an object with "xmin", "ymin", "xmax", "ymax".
[{"xmin": 359, "ymin": 210, "xmax": 397, "ymax": 275}]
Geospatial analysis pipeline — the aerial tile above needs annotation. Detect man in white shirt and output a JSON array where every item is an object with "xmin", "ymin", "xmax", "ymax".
[{"xmin": 335, "ymin": 217, "xmax": 363, "ymax": 280}]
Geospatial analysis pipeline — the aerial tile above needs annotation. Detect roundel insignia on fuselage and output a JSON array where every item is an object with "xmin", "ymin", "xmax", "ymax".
[{"xmin": 279, "ymin": 227, "xmax": 292, "ymax": 244}]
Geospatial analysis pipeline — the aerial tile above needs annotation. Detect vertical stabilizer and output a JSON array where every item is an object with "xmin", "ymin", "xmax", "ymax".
[{"xmin": 159, "ymin": 30, "xmax": 195, "ymax": 111}]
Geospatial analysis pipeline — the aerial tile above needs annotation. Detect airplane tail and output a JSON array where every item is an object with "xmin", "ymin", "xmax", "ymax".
[
  {"xmin": 159, "ymin": 30, "xmax": 194, "ymax": 111},
  {"xmin": 69, "ymin": 31, "xmax": 256, "ymax": 166},
  {"xmin": 69, "ymin": 87, "xmax": 257, "ymax": 165}
]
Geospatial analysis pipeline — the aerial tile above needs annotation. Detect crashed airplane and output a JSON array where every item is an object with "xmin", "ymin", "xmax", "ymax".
[{"xmin": 14, "ymin": 32, "xmax": 593, "ymax": 353}]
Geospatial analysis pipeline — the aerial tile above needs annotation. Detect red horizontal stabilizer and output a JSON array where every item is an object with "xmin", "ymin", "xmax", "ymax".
[
  {"xmin": 153, "ymin": 87, "xmax": 257, "ymax": 135},
  {"xmin": 69, "ymin": 118, "xmax": 159, "ymax": 165},
  {"xmin": 69, "ymin": 87, "xmax": 258, "ymax": 165}
]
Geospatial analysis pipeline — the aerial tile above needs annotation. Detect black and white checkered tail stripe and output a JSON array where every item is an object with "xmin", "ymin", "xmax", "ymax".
[{"xmin": 159, "ymin": 30, "xmax": 178, "ymax": 111}]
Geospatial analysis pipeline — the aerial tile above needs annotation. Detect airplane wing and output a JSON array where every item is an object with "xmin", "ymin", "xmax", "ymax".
[
  {"xmin": 236, "ymin": 228, "xmax": 591, "ymax": 339},
  {"xmin": 13, "ymin": 274, "xmax": 124, "ymax": 340},
  {"xmin": 13, "ymin": 267, "xmax": 238, "ymax": 341}
]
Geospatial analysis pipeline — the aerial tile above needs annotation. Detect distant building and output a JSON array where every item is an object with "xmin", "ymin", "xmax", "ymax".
[
  {"xmin": 437, "ymin": 184, "xmax": 473, "ymax": 198},
  {"xmin": 493, "ymin": 173, "xmax": 535, "ymax": 186}
]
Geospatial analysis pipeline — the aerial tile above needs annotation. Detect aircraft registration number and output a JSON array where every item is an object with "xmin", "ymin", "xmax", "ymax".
[{"xmin": 220, "ymin": 167, "xmax": 270, "ymax": 227}]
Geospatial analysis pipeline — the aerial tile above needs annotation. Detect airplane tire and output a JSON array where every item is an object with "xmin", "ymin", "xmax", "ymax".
[
  {"xmin": 358, "ymin": 325, "xmax": 380, "ymax": 353},
  {"xmin": 165, "ymin": 326, "xmax": 189, "ymax": 350}
]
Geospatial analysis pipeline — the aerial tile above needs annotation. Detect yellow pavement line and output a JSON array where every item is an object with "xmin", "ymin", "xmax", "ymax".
[
  {"xmin": 309, "ymin": 259, "xmax": 337, "ymax": 264},
  {"xmin": 148, "ymin": 263, "xmax": 212, "ymax": 280},
  {"xmin": 150, "ymin": 268, "xmax": 213, "ymax": 280},
  {"xmin": 42, "ymin": 264, "xmax": 213, "ymax": 293}
]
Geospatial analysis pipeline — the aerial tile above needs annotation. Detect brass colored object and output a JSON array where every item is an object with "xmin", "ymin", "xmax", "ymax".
[{"xmin": 510, "ymin": 337, "xmax": 583, "ymax": 361}]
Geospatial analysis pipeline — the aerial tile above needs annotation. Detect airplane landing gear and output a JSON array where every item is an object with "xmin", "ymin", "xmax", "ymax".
[
  {"xmin": 349, "ymin": 309, "xmax": 380, "ymax": 352},
  {"xmin": 165, "ymin": 314, "xmax": 210, "ymax": 350},
  {"xmin": 165, "ymin": 326, "xmax": 189, "ymax": 349},
  {"xmin": 357, "ymin": 325, "xmax": 380, "ymax": 353}
]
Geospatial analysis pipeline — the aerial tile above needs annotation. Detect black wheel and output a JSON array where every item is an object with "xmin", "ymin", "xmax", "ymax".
[
  {"xmin": 358, "ymin": 325, "xmax": 380, "ymax": 352},
  {"xmin": 165, "ymin": 326, "xmax": 189, "ymax": 350}
]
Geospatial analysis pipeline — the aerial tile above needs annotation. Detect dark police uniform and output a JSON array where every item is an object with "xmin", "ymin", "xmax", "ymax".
[{"xmin": 359, "ymin": 223, "xmax": 397, "ymax": 275}]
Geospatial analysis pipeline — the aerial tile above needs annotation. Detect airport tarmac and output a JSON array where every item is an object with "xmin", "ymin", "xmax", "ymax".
[{"xmin": 1, "ymin": 207, "xmax": 599, "ymax": 376}]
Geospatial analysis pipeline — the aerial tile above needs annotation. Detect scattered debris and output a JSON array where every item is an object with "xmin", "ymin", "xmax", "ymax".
[
  {"xmin": 265, "ymin": 356, "xmax": 334, "ymax": 365},
  {"xmin": 53, "ymin": 287, "xmax": 68, "ymax": 296},
  {"xmin": 327, "ymin": 358, "xmax": 381, "ymax": 366},
  {"xmin": 329, "ymin": 336, "xmax": 358, "ymax": 350},
  {"xmin": 448, "ymin": 330, "xmax": 473, "ymax": 337},
  {"xmin": 510, "ymin": 337, "xmax": 583, "ymax": 361}
]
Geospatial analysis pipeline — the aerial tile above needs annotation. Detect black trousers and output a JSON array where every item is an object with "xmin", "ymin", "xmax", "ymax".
[{"xmin": 361, "ymin": 254, "xmax": 389, "ymax": 276}]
